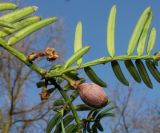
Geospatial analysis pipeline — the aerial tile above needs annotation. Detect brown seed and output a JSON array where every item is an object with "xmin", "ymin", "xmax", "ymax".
[{"xmin": 77, "ymin": 83, "xmax": 108, "ymax": 108}]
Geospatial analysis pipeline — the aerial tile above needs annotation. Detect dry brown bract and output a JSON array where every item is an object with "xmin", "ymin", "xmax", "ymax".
[
  {"xmin": 27, "ymin": 47, "xmax": 59, "ymax": 62},
  {"xmin": 40, "ymin": 90, "xmax": 50, "ymax": 100}
]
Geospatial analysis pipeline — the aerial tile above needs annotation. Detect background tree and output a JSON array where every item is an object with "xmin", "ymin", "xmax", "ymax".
[
  {"xmin": 0, "ymin": 1, "xmax": 65, "ymax": 132},
  {"xmin": 104, "ymin": 83, "xmax": 160, "ymax": 133},
  {"xmin": 0, "ymin": 1, "xmax": 160, "ymax": 133}
]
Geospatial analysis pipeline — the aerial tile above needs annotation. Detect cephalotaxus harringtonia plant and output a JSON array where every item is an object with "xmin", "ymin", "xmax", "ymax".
[{"xmin": 0, "ymin": 2, "xmax": 159, "ymax": 133}]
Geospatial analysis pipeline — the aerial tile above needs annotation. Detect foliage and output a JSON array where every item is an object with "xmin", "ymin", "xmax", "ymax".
[
  {"xmin": 0, "ymin": 2, "xmax": 159, "ymax": 133},
  {"xmin": 0, "ymin": 1, "xmax": 65, "ymax": 133}
]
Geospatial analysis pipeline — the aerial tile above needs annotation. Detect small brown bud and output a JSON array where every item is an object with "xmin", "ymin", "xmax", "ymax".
[
  {"xmin": 27, "ymin": 52, "xmax": 39, "ymax": 62},
  {"xmin": 27, "ymin": 47, "xmax": 59, "ymax": 62},
  {"xmin": 77, "ymin": 83, "xmax": 108, "ymax": 108},
  {"xmin": 45, "ymin": 47, "xmax": 59, "ymax": 61},
  {"xmin": 40, "ymin": 90, "xmax": 50, "ymax": 101}
]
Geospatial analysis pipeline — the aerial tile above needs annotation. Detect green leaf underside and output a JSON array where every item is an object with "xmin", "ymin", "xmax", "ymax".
[
  {"xmin": 145, "ymin": 60, "xmax": 160, "ymax": 83},
  {"xmin": 84, "ymin": 66, "xmax": 107, "ymax": 87},
  {"xmin": 111, "ymin": 61, "xmax": 129, "ymax": 86},
  {"xmin": 137, "ymin": 11, "xmax": 152, "ymax": 56},
  {"xmin": 96, "ymin": 106, "xmax": 115, "ymax": 120},
  {"xmin": 54, "ymin": 115, "xmax": 74, "ymax": 133},
  {"xmin": 54, "ymin": 99, "xmax": 65, "ymax": 106},
  {"xmin": 36, "ymin": 81, "xmax": 45, "ymax": 88},
  {"xmin": 127, "ymin": 7, "xmax": 152, "ymax": 55},
  {"xmin": 65, "ymin": 124, "xmax": 77, "ymax": 133},
  {"xmin": 46, "ymin": 112, "xmax": 61, "ymax": 133},
  {"xmin": 70, "ymin": 90, "xmax": 79, "ymax": 102},
  {"xmin": 135, "ymin": 59, "xmax": 153, "ymax": 88},
  {"xmin": 65, "ymin": 71, "xmax": 79, "ymax": 81},
  {"xmin": 87, "ymin": 110, "xmax": 95, "ymax": 119},
  {"xmin": 0, "ymin": 6, "xmax": 37, "ymax": 22},
  {"xmin": 124, "ymin": 60, "xmax": 141, "ymax": 83},
  {"xmin": 0, "ymin": 20, "xmax": 15, "ymax": 29},
  {"xmin": 96, "ymin": 121, "xmax": 104, "ymax": 131},
  {"xmin": 107, "ymin": 5, "xmax": 116, "ymax": 57},
  {"xmin": 0, "ymin": 2, "xmax": 17, "ymax": 11},
  {"xmin": 147, "ymin": 27, "xmax": 156, "ymax": 55},
  {"xmin": 92, "ymin": 123, "xmax": 98, "ymax": 133},
  {"xmin": 64, "ymin": 46, "xmax": 91, "ymax": 69},
  {"xmin": 75, "ymin": 104, "xmax": 94, "ymax": 111},
  {"xmin": 8, "ymin": 17, "xmax": 57, "ymax": 45},
  {"xmin": 87, "ymin": 122, "xmax": 91, "ymax": 132},
  {"xmin": 61, "ymin": 121, "xmax": 66, "ymax": 133},
  {"xmin": 92, "ymin": 110, "xmax": 101, "ymax": 119},
  {"xmin": 74, "ymin": 21, "xmax": 83, "ymax": 66},
  {"xmin": 0, "ymin": 16, "xmax": 41, "ymax": 37}
]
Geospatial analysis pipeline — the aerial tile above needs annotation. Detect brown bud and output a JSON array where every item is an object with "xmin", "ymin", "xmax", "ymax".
[
  {"xmin": 40, "ymin": 90, "xmax": 50, "ymax": 101},
  {"xmin": 27, "ymin": 47, "xmax": 59, "ymax": 62},
  {"xmin": 27, "ymin": 52, "xmax": 39, "ymax": 62},
  {"xmin": 45, "ymin": 47, "xmax": 59, "ymax": 61},
  {"xmin": 77, "ymin": 83, "xmax": 108, "ymax": 108}
]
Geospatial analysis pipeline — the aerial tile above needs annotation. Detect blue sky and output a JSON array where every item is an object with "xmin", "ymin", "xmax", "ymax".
[
  {"xmin": 23, "ymin": 0, "xmax": 160, "ymax": 131},
  {"xmin": 25, "ymin": 0, "xmax": 160, "ymax": 97}
]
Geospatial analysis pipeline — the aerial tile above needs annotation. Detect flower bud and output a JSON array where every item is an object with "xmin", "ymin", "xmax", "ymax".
[
  {"xmin": 77, "ymin": 83, "xmax": 108, "ymax": 108},
  {"xmin": 40, "ymin": 90, "xmax": 50, "ymax": 101},
  {"xmin": 45, "ymin": 47, "xmax": 59, "ymax": 61}
]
